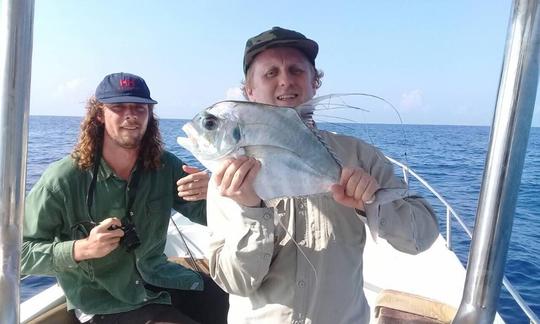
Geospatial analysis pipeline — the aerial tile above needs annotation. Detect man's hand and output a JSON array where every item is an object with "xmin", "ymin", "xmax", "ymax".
[
  {"xmin": 177, "ymin": 165, "xmax": 209, "ymax": 201},
  {"xmin": 73, "ymin": 218, "xmax": 124, "ymax": 262},
  {"xmin": 331, "ymin": 166, "xmax": 380, "ymax": 211},
  {"xmin": 214, "ymin": 156, "xmax": 262, "ymax": 207}
]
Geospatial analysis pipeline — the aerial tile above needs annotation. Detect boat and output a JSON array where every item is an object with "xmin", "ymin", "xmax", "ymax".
[
  {"xmin": 2, "ymin": 0, "xmax": 540, "ymax": 323},
  {"xmin": 15, "ymin": 157, "xmax": 523, "ymax": 323}
]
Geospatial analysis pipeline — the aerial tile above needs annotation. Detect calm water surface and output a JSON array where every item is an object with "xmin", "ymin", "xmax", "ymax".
[{"xmin": 22, "ymin": 116, "xmax": 539, "ymax": 323}]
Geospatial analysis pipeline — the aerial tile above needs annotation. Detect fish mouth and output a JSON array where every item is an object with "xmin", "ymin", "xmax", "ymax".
[
  {"xmin": 181, "ymin": 123, "xmax": 196, "ymax": 139},
  {"xmin": 177, "ymin": 123, "xmax": 219, "ymax": 159},
  {"xmin": 177, "ymin": 123, "xmax": 198, "ymax": 150}
]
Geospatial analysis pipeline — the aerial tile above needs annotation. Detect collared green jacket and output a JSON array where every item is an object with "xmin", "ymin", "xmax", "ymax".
[{"xmin": 21, "ymin": 151, "xmax": 206, "ymax": 315}]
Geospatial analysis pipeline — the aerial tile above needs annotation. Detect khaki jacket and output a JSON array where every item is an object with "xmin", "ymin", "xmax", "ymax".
[{"xmin": 207, "ymin": 131, "xmax": 438, "ymax": 324}]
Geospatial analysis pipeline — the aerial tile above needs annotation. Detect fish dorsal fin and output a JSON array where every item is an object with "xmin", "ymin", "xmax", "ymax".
[
  {"xmin": 296, "ymin": 92, "xmax": 408, "ymax": 168},
  {"xmin": 311, "ymin": 127, "xmax": 343, "ymax": 168},
  {"xmin": 294, "ymin": 100, "xmax": 343, "ymax": 169}
]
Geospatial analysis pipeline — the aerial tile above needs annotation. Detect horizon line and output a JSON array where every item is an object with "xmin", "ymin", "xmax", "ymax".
[{"xmin": 29, "ymin": 114, "xmax": 540, "ymax": 128}]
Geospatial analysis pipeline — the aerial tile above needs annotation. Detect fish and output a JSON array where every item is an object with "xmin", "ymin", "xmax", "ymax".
[{"xmin": 177, "ymin": 100, "xmax": 342, "ymax": 200}]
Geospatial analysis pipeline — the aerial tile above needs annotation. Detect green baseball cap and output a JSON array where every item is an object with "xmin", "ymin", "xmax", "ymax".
[{"xmin": 243, "ymin": 26, "xmax": 319, "ymax": 74}]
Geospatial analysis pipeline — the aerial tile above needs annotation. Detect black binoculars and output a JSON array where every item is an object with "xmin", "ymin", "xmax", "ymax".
[
  {"xmin": 72, "ymin": 219, "xmax": 141, "ymax": 253},
  {"xmin": 109, "ymin": 220, "xmax": 141, "ymax": 252}
]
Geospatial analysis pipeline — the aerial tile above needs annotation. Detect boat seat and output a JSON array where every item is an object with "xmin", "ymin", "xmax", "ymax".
[
  {"xmin": 374, "ymin": 289, "xmax": 456, "ymax": 324},
  {"xmin": 25, "ymin": 302, "xmax": 77, "ymax": 324}
]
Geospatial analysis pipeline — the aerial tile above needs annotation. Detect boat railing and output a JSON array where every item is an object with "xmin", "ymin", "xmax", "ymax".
[{"xmin": 386, "ymin": 155, "xmax": 539, "ymax": 324}]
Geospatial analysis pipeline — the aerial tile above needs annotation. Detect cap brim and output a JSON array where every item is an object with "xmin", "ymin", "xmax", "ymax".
[
  {"xmin": 98, "ymin": 96, "xmax": 158, "ymax": 104},
  {"xmin": 244, "ymin": 39, "xmax": 318, "ymax": 74}
]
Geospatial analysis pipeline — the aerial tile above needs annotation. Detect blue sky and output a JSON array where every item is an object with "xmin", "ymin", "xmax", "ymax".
[{"xmin": 30, "ymin": 0, "xmax": 539, "ymax": 126}]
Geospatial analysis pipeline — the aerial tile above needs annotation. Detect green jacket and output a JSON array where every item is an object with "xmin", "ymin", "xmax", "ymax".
[{"xmin": 21, "ymin": 151, "xmax": 207, "ymax": 314}]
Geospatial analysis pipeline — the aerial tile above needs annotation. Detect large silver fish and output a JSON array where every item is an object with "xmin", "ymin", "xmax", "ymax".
[{"xmin": 177, "ymin": 100, "xmax": 342, "ymax": 200}]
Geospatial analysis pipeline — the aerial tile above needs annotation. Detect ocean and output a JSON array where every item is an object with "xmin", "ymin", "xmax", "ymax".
[{"xmin": 21, "ymin": 116, "xmax": 539, "ymax": 323}]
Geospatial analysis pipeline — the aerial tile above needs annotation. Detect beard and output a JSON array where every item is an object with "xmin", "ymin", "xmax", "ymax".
[
  {"xmin": 106, "ymin": 125, "xmax": 146, "ymax": 149},
  {"xmin": 113, "ymin": 132, "xmax": 144, "ymax": 149},
  {"xmin": 103, "ymin": 120, "xmax": 148, "ymax": 150}
]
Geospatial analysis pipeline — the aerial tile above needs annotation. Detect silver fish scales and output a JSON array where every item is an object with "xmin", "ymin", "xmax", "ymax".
[{"xmin": 177, "ymin": 100, "xmax": 342, "ymax": 200}]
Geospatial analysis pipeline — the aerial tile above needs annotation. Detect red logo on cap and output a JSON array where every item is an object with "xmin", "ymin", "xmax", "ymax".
[{"xmin": 119, "ymin": 79, "xmax": 135, "ymax": 88}]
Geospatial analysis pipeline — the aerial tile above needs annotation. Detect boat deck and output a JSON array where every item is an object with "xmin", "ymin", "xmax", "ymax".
[{"xmin": 21, "ymin": 213, "xmax": 506, "ymax": 323}]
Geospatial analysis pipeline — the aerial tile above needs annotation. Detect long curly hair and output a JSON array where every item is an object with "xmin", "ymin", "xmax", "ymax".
[{"xmin": 71, "ymin": 97, "xmax": 163, "ymax": 171}]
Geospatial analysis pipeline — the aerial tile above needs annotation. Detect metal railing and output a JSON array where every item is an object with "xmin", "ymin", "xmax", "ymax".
[
  {"xmin": 1, "ymin": 1, "xmax": 34, "ymax": 323},
  {"xmin": 386, "ymin": 155, "xmax": 539, "ymax": 324}
]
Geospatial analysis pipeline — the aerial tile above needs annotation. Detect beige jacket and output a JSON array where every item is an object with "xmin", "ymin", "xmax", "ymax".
[{"xmin": 207, "ymin": 131, "xmax": 438, "ymax": 324}]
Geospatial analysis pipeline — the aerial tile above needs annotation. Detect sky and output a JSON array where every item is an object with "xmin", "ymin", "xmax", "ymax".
[{"xmin": 28, "ymin": 0, "xmax": 540, "ymax": 126}]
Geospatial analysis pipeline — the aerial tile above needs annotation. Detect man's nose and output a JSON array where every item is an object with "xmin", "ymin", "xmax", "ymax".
[
  {"xmin": 278, "ymin": 73, "xmax": 293, "ymax": 87},
  {"xmin": 125, "ymin": 107, "xmax": 139, "ymax": 118}
]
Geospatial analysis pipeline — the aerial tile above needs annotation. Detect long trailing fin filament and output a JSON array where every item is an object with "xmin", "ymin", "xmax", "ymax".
[
  {"xmin": 276, "ymin": 208, "xmax": 319, "ymax": 286},
  {"xmin": 303, "ymin": 92, "xmax": 412, "ymax": 189}
]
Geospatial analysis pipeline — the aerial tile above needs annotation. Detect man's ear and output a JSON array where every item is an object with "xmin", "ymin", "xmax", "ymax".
[
  {"xmin": 245, "ymin": 86, "xmax": 254, "ymax": 101},
  {"xmin": 96, "ymin": 110, "xmax": 104, "ymax": 123}
]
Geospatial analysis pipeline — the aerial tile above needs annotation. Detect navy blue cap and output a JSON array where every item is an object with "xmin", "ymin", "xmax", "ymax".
[{"xmin": 95, "ymin": 72, "xmax": 157, "ymax": 104}]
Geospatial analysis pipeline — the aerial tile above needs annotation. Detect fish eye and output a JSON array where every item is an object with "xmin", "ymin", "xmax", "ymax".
[
  {"xmin": 202, "ymin": 116, "xmax": 218, "ymax": 130},
  {"xmin": 232, "ymin": 126, "xmax": 241, "ymax": 142}
]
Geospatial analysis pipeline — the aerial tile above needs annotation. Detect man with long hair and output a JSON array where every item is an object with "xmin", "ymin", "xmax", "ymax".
[{"xmin": 22, "ymin": 72, "xmax": 228, "ymax": 323}]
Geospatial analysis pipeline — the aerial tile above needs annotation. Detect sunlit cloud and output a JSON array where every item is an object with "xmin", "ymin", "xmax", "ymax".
[
  {"xmin": 225, "ymin": 86, "xmax": 244, "ymax": 100},
  {"xmin": 53, "ymin": 78, "xmax": 85, "ymax": 98},
  {"xmin": 400, "ymin": 89, "xmax": 424, "ymax": 111}
]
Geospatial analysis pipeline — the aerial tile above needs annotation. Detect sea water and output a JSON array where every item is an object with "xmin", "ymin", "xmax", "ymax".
[{"xmin": 21, "ymin": 116, "xmax": 539, "ymax": 323}]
